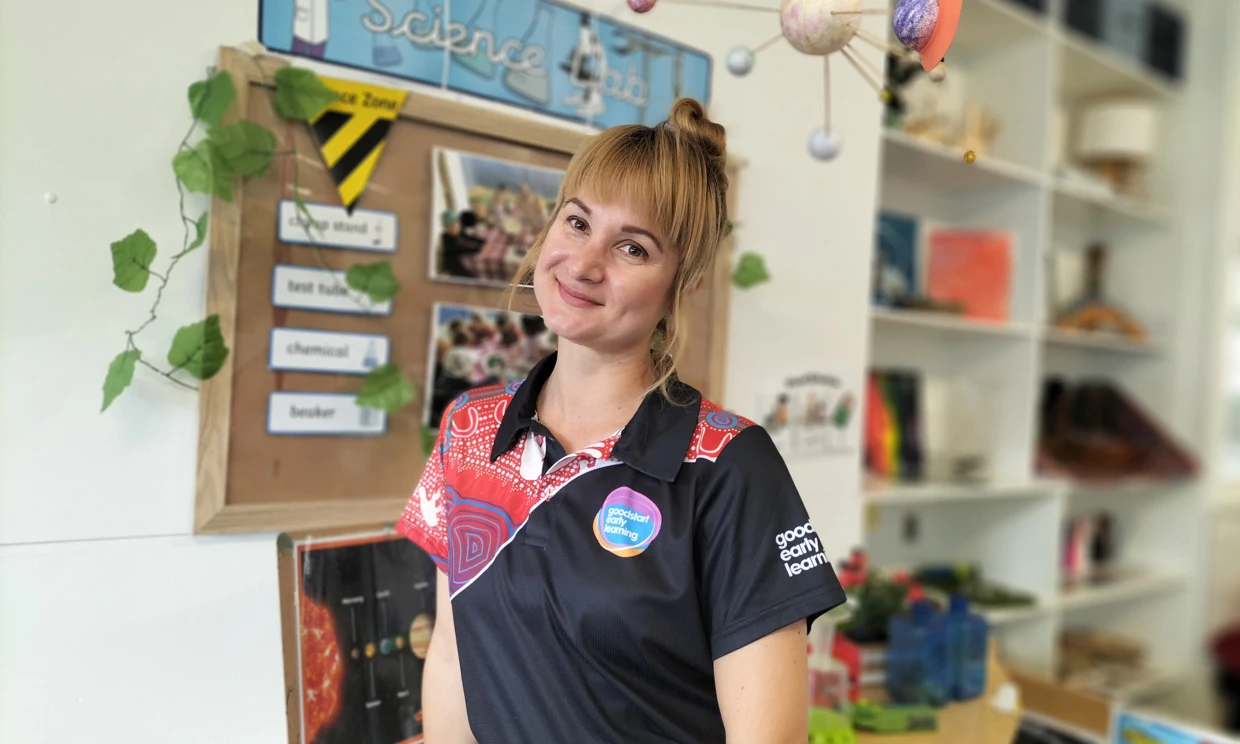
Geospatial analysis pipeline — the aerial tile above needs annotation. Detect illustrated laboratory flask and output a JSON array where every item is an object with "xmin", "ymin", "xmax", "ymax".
[
  {"xmin": 372, "ymin": 0, "xmax": 404, "ymax": 66},
  {"xmin": 503, "ymin": 5, "xmax": 553, "ymax": 104},
  {"xmin": 452, "ymin": 0, "xmax": 499, "ymax": 79}
]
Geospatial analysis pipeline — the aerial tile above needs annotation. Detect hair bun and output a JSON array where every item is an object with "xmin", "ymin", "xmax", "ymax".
[{"xmin": 667, "ymin": 98, "xmax": 727, "ymax": 163}]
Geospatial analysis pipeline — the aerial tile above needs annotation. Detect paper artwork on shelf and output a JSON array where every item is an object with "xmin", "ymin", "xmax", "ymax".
[
  {"xmin": 925, "ymin": 228, "xmax": 1013, "ymax": 322},
  {"xmin": 758, "ymin": 372, "xmax": 857, "ymax": 461},
  {"xmin": 424, "ymin": 302, "xmax": 557, "ymax": 429},
  {"xmin": 429, "ymin": 147, "xmax": 564, "ymax": 288}
]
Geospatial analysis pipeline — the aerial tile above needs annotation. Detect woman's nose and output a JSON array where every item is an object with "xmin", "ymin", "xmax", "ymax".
[{"xmin": 566, "ymin": 240, "xmax": 606, "ymax": 283}]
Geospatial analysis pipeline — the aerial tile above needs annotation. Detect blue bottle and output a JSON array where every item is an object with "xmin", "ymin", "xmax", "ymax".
[
  {"xmin": 886, "ymin": 600, "xmax": 951, "ymax": 706},
  {"xmin": 947, "ymin": 594, "xmax": 989, "ymax": 700}
]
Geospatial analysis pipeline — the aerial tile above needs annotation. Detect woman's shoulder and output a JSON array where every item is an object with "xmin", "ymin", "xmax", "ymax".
[
  {"xmin": 438, "ymin": 380, "xmax": 522, "ymax": 427},
  {"xmin": 686, "ymin": 397, "xmax": 777, "ymax": 465}
]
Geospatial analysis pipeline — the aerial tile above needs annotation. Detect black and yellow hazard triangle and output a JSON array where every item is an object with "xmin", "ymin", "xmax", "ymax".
[{"xmin": 310, "ymin": 78, "xmax": 408, "ymax": 213}]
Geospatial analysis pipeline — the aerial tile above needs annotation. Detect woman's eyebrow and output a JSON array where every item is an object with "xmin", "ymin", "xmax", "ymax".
[
  {"xmin": 620, "ymin": 225, "xmax": 663, "ymax": 252},
  {"xmin": 564, "ymin": 197, "xmax": 592, "ymax": 215},
  {"xmin": 564, "ymin": 197, "xmax": 663, "ymax": 250}
]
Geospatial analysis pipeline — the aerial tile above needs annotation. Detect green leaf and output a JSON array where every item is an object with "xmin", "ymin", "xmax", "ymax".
[
  {"xmin": 110, "ymin": 229, "xmax": 158, "ymax": 292},
  {"xmin": 274, "ymin": 67, "xmax": 339, "ymax": 122},
  {"xmin": 188, "ymin": 71, "xmax": 237, "ymax": 128},
  {"xmin": 346, "ymin": 261, "xmax": 401, "ymax": 303},
  {"xmin": 732, "ymin": 251, "xmax": 770, "ymax": 290},
  {"xmin": 188, "ymin": 212, "xmax": 209, "ymax": 252},
  {"xmin": 167, "ymin": 315, "xmax": 230, "ymax": 380},
  {"xmin": 102, "ymin": 349, "xmax": 141, "ymax": 411},
  {"xmin": 421, "ymin": 425, "xmax": 437, "ymax": 458},
  {"xmin": 173, "ymin": 139, "xmax": 233, "ymax": 201},
  {"xmin": 357, "ymin": 364, "xmax": 416, "ymax": 413},
  {"xmin": 208, "ymin": 120, "xmax": 277, "ymax": 178}
]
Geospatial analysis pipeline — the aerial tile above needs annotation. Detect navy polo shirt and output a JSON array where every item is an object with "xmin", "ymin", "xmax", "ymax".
[{"xmin": 397, "ymin": 353, "xmax": 846, "ymax": 743}]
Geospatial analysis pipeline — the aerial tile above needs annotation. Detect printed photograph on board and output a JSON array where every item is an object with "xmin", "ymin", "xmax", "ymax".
[
  {"xmin": 293, "ymin": 532, "xmax": 438, "ymax": 744},
  {"xmin": 425, "ymin": 302, "xmax": 558, "ymax": 428},
  {"xmin": 430, "ymin": 147, "xmax": 564, "ymax": 287}
]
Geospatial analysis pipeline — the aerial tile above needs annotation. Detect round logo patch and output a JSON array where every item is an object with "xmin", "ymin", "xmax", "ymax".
[{"xmin": 593, "ymin": 487, "xmax": 662, "ymax": 557}]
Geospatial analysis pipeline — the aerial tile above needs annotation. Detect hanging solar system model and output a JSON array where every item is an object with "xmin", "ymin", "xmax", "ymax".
[{"xmin": 625, "ymin": 0, "xmax": 968, "ymax": 162}]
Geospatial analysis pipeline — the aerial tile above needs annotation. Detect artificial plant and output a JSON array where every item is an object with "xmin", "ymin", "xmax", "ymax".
[{"xmin": 102, "ymin": 63, "xmax": 416, "ymax": 417}]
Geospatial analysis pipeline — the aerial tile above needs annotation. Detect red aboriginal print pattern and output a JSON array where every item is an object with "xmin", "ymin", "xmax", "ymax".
[
  {"xmin": 397, "ymin": 387, "xmax": 754, "ymax": 598},
  {"xmin": 690, "ymin": 400, "xmax": 754, "ymax": 461}
]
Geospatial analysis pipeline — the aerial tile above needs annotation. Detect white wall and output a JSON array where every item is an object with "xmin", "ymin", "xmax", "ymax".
[{"xmin": 0, "ymin": 0, "xmax": 880, "ymax": 739}]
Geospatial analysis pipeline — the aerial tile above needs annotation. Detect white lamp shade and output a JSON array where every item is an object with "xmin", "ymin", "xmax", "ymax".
[{"xmin": 1075, "ymin": 99, "xmax": 1159, "ymax": 160}]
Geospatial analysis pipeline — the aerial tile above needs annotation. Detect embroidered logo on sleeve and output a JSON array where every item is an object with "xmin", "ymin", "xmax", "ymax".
[
  {"xmin": 776, "ymin": 521, "xmax": 828, "ymax": 576},
  {"xmin": 593, "ymin": 487, "xmax": 663, "ymax": 557}
]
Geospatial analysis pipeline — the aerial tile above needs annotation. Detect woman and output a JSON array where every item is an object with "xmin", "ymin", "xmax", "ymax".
[{"xmin": 397, "ymin": 99, "xmax": 845, "ymax": 743}]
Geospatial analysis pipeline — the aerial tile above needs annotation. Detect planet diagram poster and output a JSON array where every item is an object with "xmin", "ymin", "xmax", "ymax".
[{"xmin": 290, "ymin": 531, "xmax": 439, "ymax": 744}]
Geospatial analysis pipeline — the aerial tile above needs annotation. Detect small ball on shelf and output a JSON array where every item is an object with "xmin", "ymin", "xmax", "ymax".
[
  {"xmin": 627, "ymin": 0, "xmax": 657, "ymax": 12},
  {"xmin": 964, "ymin": 150, "xmax": 977, "ymax": 164},
  {"xmin": 726, "ymin": 47, "xmax": 755, "ymax": 77},
  {"xmin": 807, "ymin": 127, "xmax": 841, "ymax": 161}
]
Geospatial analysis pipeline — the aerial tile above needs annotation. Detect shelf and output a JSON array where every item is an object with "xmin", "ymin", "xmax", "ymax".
[
  {"xmin": 980, "ymin": 603, "xmax": 1054, "ymax": 626},
  {"xmin": 1051, "ymin": 178, "xmax": 1174, "ymax": 227},
  {"xmin": 1055, "ymin": 28, "xmax": 1179, "ymax": 101},
  {"xmin": 1056, "ymin": 571, "xmax": 1186, "ymax": 613},
  {"xmin": 1040, "ymin": 327, "xmax": 1163, "ymax": 356},
  {"xmin": 871, "ymin": 307, "xmax": 1035, "ymax": 340},
  {"xmin": 864, "ymin": 478, "xmax": 1057, "ymax": 506},
  {"xmin": 953, "ymin": 0, "xmax": 1050, "ymax": 56},
  {"xmin": 1116, "ymin": 669, "xmax": 1180, "ymax": 703},
  {"xmin": 881, "ymin": 128, "xmax": 1045, "ymax": 192},
  {"xmin": 1064, "ymin": 477, "xmax": 1191, "ymax": 498},
  {"xmin": 1054, "ymin": 668, "xmax": 1180, "ymax": 706}
]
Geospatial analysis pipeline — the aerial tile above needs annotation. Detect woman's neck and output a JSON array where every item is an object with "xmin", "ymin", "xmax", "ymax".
[{"xmin": 535, "ymin": 341, "xmax": 654, "ymax": 452}]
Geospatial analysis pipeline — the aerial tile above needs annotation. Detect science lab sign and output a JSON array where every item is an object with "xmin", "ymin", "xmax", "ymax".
[{"xmin": 258, "ymin": 0, "xmax": 713, "ymax": 128}]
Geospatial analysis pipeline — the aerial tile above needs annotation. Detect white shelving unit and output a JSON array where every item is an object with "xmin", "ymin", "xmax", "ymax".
[{"xmin": 861, "ymin": 0, "xmax": 1216, "ymax": 719}]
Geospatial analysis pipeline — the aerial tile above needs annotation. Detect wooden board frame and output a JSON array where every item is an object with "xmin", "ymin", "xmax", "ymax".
[{"xmin": 195, "ymin": 46, "xmax": 739, "ymax": 535}]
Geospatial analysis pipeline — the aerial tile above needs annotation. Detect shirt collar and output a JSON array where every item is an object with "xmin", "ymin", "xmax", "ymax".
[{"xmin": 490, "ymin": 352, "xmax": 702, "ymax": 482}]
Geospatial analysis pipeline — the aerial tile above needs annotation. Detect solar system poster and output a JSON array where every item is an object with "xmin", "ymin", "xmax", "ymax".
[
  {"xmin": 291, "ymin": 532, "xmax": 438, "ymax": 744},
  {"xmin": 257, "ymin": 0, "xmax": 712, "ymax": 129}
]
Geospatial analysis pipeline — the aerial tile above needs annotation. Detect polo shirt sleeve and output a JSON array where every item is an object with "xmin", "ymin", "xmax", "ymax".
[
  {"xmin": 396, "ymin": 407, "xmax": 453, "ymax": 571},
  {"xmin": 695, "ymin": 425, "xmax": 847, "ymax": 660}
]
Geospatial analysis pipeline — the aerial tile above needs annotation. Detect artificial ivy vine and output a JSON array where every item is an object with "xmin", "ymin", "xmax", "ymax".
[
  {"xmin": 102, "ymin": 62, "xmax": 767, "ymax": 416},
  {"xmin": 102, "ymin": 64, "xmax": 416, "ymax": 415}
]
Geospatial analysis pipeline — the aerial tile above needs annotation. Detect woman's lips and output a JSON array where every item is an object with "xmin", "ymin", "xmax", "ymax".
[{"xmin": 557, "ymin": 281, "xmax": 602, "ymax": 308}]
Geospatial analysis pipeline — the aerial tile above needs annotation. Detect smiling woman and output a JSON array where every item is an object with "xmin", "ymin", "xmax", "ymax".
[{"xmin": 397, "ymin": 98, "xmax": 846, "ymax": 744}]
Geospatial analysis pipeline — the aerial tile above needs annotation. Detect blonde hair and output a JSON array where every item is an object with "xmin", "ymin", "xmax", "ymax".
[{"xmin": 507, "ymin": 98, "xmax": 729, "ymax": 403}]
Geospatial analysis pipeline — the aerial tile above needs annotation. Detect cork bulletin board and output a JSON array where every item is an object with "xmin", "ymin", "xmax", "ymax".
[{"xmin": 194, "ymin": 46, "xmax": 738, "ymax": 535}]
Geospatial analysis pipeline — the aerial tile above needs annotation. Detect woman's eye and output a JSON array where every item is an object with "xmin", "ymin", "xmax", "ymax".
[
  {"xmin": 567, "ymin": 216, "xmax": 587, "ymax": 231},
  {"xmin": 624, "ymin": 244, "xmax": 649, "ymax": 259}
]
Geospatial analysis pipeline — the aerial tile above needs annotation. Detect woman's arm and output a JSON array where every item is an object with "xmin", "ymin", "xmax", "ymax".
[
  {"xmin": 422, "ymin": 569, "xmax": 477, "ymax": 744},
  {"xmin": 714, "ymin": 620, "xmax": 809, "ymax": 744}
]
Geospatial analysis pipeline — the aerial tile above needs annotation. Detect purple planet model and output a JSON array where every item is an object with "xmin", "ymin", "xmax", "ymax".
[
  {"xmin": 628, "ymin": 0, "xmax": 658, "ymax": 12},
  {"xmin": 892, "ymin": 0, "xmax": 938, "ymax": 52}
]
